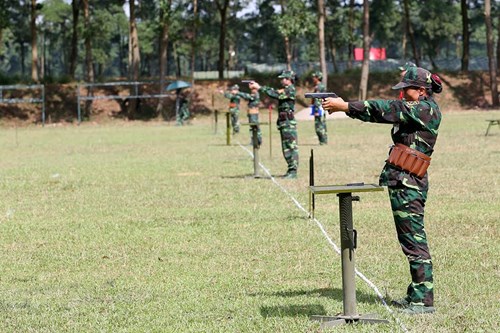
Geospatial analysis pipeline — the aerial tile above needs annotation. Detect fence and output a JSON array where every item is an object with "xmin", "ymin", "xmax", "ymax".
[
  {"xmin": 76, "ymin": 81, "xmax": 175, "ymax": 124},
  {"xmin": 0, "ymin": 84, "xmax": 46, "ymax": 125}
]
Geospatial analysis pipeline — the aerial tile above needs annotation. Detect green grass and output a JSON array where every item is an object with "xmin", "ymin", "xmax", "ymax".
[{"xmin": 0, "ymin": 111, "xmax": 499, "ymax": 332}]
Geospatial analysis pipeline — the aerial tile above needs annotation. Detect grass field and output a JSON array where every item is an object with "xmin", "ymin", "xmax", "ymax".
[{"xmin": 0, "ymin": 110, "xmax": 499, "ymax": 332}]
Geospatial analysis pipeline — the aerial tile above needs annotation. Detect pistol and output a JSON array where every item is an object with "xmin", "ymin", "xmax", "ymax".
[
  {"xmin": 241, "ymin": 80, "xmax": 255, "ymax": 84},
  {"xmin": 304, "ymin": 92, "xmax": 338, "ymax": 99}
]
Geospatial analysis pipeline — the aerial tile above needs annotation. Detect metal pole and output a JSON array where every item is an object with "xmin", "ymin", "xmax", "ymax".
[
  {"xmin": 338, "ymin": 192, "xmax": 357, "ymax": 317},
  {"xmin": 226, "ymin": 112, "xmax": 231, "ymax": 145},
  {"xmin": 252, "ymin": 125, "xmax": 260, "ymax": 177},
  {"xmin": 77, "ymin": 84, "xmax": 81, "ymax": 125},
  {"xmin": 214, "ymin": 110, "xmax": 218, "ymax": 135},
  {"xmin": 41, "ymin": 85, "xmax": 46, "ymax": 127}
]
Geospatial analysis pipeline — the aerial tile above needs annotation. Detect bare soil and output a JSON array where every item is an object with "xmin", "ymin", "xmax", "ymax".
[{"xmin": 0, "ymin": 71, "xmax": 498, "ymax": 126}]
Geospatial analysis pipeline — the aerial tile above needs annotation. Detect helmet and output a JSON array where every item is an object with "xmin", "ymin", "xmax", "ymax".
[
  {"xmin": 311, "ymin": 71, "xmax": 323, "ymax": 80},
  {"xmin": 392, "ymin": 67, "xmax": 432, "ymax": 90},
  {"xmin": 230, "ymin": 84, "xmax": 239, "ymax": 90},
  {"xmin": 277, "ymin": 70, "xmax": 296, "ymax": 79}
]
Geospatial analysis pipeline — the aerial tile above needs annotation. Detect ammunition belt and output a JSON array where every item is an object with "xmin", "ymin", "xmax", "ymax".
[{"xmin": 387, "ymin": 143, "xmax": 431, "ymax": 178}]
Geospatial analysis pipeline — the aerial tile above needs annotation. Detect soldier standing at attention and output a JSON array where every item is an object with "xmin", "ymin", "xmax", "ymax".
[
  {"xmin": 250, "ymin": 70, "xmax": 298, "ymax": 179},
  {"xmin": 321, "ymin": 67, "xmax": 443, "ymax": 315},
  {"xmin": 238, "ymin": 85, "xmax": 262, "ymax": 146},
  {"xmin": 310, "ymin": 71, "xmax": 328, "ymax": 145},
  {"xmin": 220, "ymin": 84, "xmax": 241, "ymax": 134}
]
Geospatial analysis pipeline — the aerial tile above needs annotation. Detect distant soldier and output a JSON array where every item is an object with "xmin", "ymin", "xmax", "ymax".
[
  {"xmin": 310, "ymin": 71, "xmax": 328, "ymax": 145},
  {"xmin": 322, "ymin": 66, "xmax": 443, "ymax": 315},
  {"xmin": 221, "ymin": 84, "xmax": 241, "ymax": 134},
  {"xmin": 175, "ymin": 89, "xmax": 190, "ymax": 126},
  {"xmin": 250, "ymin": 70, "xmax": 298, "ymax": 179},
  {"xmin": 239, "ymin": 85, "xmax": 262, "ymax": 146}
]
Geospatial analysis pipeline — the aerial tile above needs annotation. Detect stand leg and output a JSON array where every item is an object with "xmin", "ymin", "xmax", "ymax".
[{"xmin": 252, "ymin": 125, "xmax": 260, "ymax": 177}]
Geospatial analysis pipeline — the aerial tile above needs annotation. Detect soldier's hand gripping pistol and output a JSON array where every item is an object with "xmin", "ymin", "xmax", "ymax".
[{"xmin": 305, "ymin": 92, "xmax": 338, "ymax": 116}]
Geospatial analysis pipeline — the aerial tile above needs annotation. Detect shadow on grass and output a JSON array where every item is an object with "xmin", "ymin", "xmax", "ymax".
[
  {"xmin": 253, "ymin": 287, "xmax": 379, "ymax": 305},
  {"xmin": 260, "ymin": 304, "xmax": 327, "ymax": 318}
]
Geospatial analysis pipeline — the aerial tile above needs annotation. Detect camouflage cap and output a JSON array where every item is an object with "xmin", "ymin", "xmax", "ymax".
[
  {"xmin": 278, "ymin": 70, "xmax": 295, "ymax": 79},
  {"xmin": 311, "ymin": 71, "xmax": 323, "ymax": 80},
  {"xmin": 392, "ymin": 67, "xmax": 432, "ymax": 90},
  {"xmin": 230, "ymin": 84, "xmax": 240, "ymax": 90},
  {"xmin": 398, "ymin": 61, "xmax": 416, "ymax": 72}
]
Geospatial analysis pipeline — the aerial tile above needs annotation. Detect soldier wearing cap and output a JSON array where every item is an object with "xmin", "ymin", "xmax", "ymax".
[
  {"xmin": 250, "ymin": 70, "xmax": 298, "ymax": 179},
  {"xmin": 220, "ymin": 84, "xmax": 241, "ymax": 134},
  {"xmin": 321, "ymin": 66, "xmax": 443, "ymax": 315},
  {"xmin": 311, "ymin": 71, "xmax": 328, "ymax": 145}
]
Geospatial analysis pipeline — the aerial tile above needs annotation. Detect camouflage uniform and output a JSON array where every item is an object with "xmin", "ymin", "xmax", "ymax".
[
  {"xmin": 311, "ymin": 71, "xmax": 328, "ymax": 144},
  {"xmin": 176, "ymin": 96, "xmax": 190, "ymax": 126},
  {"xmin": 238, "ymin": 90, "xmax": 262, "ymax": 146},
  {"xmin": 346, "ymin": 67, "xmax": 441, "ymax": 308},
  {"xmin": 223, "ymin": 85, "xmax": 241, "ymax": 134},
  {"xmin": 259, "ymin": 70, "xmax": 298, "ymax": 176}
]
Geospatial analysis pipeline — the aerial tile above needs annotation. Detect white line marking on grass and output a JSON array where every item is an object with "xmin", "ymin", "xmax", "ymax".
[{"xmin": 238, "ymin": 142, "xmax": 409, "ymax": 332}]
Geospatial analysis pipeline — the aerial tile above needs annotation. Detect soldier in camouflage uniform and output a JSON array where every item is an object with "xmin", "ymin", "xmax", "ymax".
[
  {"xmin": 250, "ymin": 70, "xmax": 298, "ymax": 179},
  {"xmin": 238, "ymin": 85, "xmax": 262, "ymax": 146},
  {"xmin": 221, "ymin": 84, "xmax": 241, "ymax": 134},
  {"xmin": 322, "ymin": 67, "xmax": 443, "ymax": 315},
  {"xmin": 175, "ymin": 90, "xmax": 190, "ymax": 126},
  {"xmin": 310, "ymin": 71, "xmax": 328, "ymax": 145}
]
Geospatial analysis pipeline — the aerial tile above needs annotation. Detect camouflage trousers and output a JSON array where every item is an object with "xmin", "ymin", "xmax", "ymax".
[
  {"xmin": 230, "ymin": 109, "xmax": 240, "ymax": 134},
  {"xmin": 248, "ymin": 114, "xmax": 262, "ymax": 146},
  {"xmin": 314, "ymin": 115, "xmax": 328, "ymax": 144},
  {"xmin": 176, "ymin": 106, "xmax": 190, "ymax": 125},
  {"xmin": 388, "ymin": 185, "xmax": 434, "ymax": 307},
  {"xmin": 277, "ymin": 118, "xmax": 299, "ymax": 174}
]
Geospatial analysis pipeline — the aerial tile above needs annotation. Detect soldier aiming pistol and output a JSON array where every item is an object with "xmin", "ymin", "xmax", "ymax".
[{"xmin": 304, "ymin": 92, "xmax": 338, "ymax": 100}]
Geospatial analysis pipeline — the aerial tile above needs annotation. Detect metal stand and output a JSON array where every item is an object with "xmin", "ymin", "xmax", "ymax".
[
  {"xmin": 226, "ymin": 112, "xmax": 231, "ymax": 145},
  {"xmin": 308, "ymin": 183, "xmax": 389, "ymax": 328},
  {"xmin": 241, "ymin": 122, "xmax": 268, "ymax": 178}
]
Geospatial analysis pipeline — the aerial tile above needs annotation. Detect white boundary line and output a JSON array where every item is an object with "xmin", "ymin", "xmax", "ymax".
[{"xmin": 238, "ymin": 142, "xmax": 409, "ymax": 332}]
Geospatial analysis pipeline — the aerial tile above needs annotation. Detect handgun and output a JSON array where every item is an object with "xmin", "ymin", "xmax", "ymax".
[
  {"xmin": 241, "ymin": 80, "xmax": 255, "ymax": 84},
  {"xmin": 304, "ymin": 92, "xmax": 338, "ymax": 99}
]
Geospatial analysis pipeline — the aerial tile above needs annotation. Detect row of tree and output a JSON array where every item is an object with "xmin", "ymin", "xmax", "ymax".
[{"xmin": 0, "ymin": 0, "xmax": 498, "ymax": 105}]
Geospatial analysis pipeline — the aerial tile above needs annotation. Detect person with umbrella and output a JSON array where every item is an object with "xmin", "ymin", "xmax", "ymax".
[{"xmin": 166, "ymin": 80, "xmax": 191, "ymax": 125}]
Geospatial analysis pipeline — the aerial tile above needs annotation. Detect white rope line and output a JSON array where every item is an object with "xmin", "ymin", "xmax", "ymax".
[{"xmin": 237, "ymin": 142, "xmax": 409, "ymax": 332}]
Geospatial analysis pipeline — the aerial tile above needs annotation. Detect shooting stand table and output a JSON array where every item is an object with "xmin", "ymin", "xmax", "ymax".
[
  {"xmin": 485, "ymin": 119, "xmax": 500, "ymax": 136},
  {"xmin": 309, "ymin": 183, "xmax": 389, "ymax": 328}
]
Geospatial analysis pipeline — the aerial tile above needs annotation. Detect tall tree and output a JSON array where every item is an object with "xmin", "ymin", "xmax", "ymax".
[
  {"xmin": 128, "ymin": 0, "xmax": 141, "ymax": 117},
  {"xmin": 317, "ymin": 0, "xmax": 327, "ymax": 86},
  {"xmin": 276, "ymin": 0, "xmax": 315, "ymax": 71},
  {"xmin": 347, "ymin": 0, "xmax": 355, "ymax": 69},
  {"xmin": 484, "ymin": 0, "xmax": 499, "ymax": 106},
  {"xmin": 69, "ymin": 0, "xmax": 80, "ymax": 78},
  {"xmin": 461, "ymin": 0, "xmax": 470, "ymax": 72},
  {"xmin": 359, "ymin": 0, "xmax": 370, "ymax": 100},
  {"xmin": 403, "ymin": 0, "xmax": 419, "ymax": 66},
  {"xmin": 82, "ymin": 0, "xmax": 94, "ymax": 82},
  {"xmin": 156, "ymin": 0, "xmax": 172, "ymax": 115},
  {"xmin": 190, "ymin": 0, "xmax": 198, "ymax": 88},
  {"xmin": 31, "ymin": 0, "xmax": 40, "ymax": 82},
  {"xmin": 215, "ymin": 0, "xmax": 229, "ymax": 79}
]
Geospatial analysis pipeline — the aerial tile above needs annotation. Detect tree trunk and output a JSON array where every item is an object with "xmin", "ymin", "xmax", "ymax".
[
  {"xmin": 328, "ymin": 35, "xmax": 338, "ymax": 73},
  {"xmin": 31, "ymin": 0, "xmax": 39, "ymax": 83},
  {"xmin": 359, "ymin": 0, "xmax": 370, "ymax": 100},
  {"xmin": 404, "ymin": 0, "xmax": 419, "ymax": 66},
  {"xmin": 83, "ymin": 0, "xmax": 94, "ymax": 82},
  {"xmin": 190, "ymin": 0, "xmax": 198, "ymax": 88},
  {"xmin": 318, "ymin": 0, "xmax": 327, "ymax": 87},
  {"xmin": 156, "ymin": 0, "xmax": 172, "ymax": 116},
  {"xmin": 128, "ymin": 0, "xmax": 141, "ymax": 117},
  {"xmin": 461, "ymin": 0, "xmax": 470, "ymax": 72},
  {"xmin": 497, "ymin": 10, "xmax": 500, "ymax": 74},
  {"xmin": 347, "ymin": 0, "xmax": 355, "ymax": 69},
  {"xmin": 216, "ymin": 0, "xmax": 229, "ymax": 80},
  {"xmin": 484, "ymin": 0, "xmax": 499, "ymax": 106},
  {"xmin": 69, "ymin": 0, "xmax": 79, "ymax": 78}
]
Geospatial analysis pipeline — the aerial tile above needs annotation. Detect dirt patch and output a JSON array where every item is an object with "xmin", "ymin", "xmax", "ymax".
[{"xmin": 1, "ymin": 72, "xmax": 498, "ymax": 126}]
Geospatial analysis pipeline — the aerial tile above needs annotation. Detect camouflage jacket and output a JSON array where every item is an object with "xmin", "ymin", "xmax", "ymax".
[
  {"xmin": 312, "ymin": 82, "xmax": 326, "ymax": 107},
  {"xmin": 347, "ymin": 96, "xmax": 442, "ymax": 189},
  {"xmin": 223, "ymin": 92, "xmax": 240, "ymax": 111},
  {"xmin": 259, "ymin": 84, "xmax": 296, "ymax": 113},
  {"xmin": 237, "ymin": 91, "xmax": 260, "ymax": 109}
]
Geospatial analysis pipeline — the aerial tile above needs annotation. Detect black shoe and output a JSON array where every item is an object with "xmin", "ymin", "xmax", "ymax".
[{"xmin": 391, "ymin": 296, "xmax": 411, "ymax": 309}]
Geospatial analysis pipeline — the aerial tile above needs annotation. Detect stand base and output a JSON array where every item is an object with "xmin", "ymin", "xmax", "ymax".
[{"xmin": 311, "ymin": 313, "xmax": 389, "ymax": 328}]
